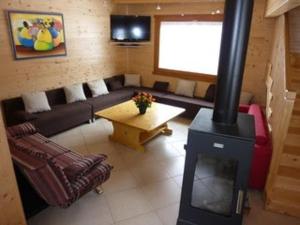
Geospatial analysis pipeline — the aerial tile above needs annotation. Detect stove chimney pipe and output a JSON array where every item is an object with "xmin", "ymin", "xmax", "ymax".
[{"xmin": 213, "ymin": 0, "xmax": 254, "ymax": 125}]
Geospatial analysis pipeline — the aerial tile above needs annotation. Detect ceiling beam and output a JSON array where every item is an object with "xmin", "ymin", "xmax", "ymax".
[
  {"xmin": 112, "ymin": 0, "xmax": 224, "ymax": 4},
  {"xmin": 265, "ymin": 0, "xmax": 300, "ymax": 17}
]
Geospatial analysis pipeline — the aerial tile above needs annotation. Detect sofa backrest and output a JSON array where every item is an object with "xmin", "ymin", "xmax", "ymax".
[
  {"xmin": 1, "ymin": 74, "xmax": 125, "ymax": 126},
  {"xmin": 2, "ymin": 97, "xmax": 25, "ymax": 126}
]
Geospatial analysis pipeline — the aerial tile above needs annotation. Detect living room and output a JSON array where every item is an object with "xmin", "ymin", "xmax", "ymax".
[{"xmin": 0, "ymin": 0, "xmax": 300, "ymax": 225}]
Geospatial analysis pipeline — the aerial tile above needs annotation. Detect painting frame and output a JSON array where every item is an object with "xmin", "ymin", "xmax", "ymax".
[{"xmin": 6, "ymin": 10, "xmax": 67, "ymax": 60}]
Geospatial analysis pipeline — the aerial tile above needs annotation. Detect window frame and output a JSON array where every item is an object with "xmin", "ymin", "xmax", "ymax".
[{"xmin": 153, "ymin": 14, "xmax": 223, "ymax": 82}]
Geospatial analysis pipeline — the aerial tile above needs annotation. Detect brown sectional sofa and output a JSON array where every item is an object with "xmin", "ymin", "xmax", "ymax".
[
  {"xmin": 2, "ymin": 74, "xmax": 214, "ymax": 137},
  {"xmin": 2, "ymin": 74, "xmax": 214, "ymax": 218}
]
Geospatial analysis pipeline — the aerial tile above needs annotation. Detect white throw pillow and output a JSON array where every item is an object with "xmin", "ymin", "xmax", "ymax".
[
  {"xmin": 124, "ymin": 74, "xmax": 141, "ymax": 87},
  {"xmin": 22, "ymin": 91, "xmax": 51, "ymax": 113},
  {"xmin": 240, "ymin": 91, "xmax": 254, "ymax": 104},
  {"xmin": 175, "ymin": 79, "xmax": 196, "ymax": 97},
  {"xmin": 64, "ymin": 84, "xmax": 87, "ymax": 103},
  {"xmin": 87, "ymin": 79, "xmax": 109, "ymax": 97}
]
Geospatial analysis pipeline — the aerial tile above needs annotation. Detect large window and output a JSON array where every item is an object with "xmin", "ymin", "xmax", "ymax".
[{"xmin": 154, "ymin": 15, "xmax": 223, "ymax": 82}]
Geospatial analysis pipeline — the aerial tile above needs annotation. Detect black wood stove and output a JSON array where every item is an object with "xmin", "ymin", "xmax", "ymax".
[{"xmin": 177, "ymin": 1, "xmax": 255, "ymax": 225}]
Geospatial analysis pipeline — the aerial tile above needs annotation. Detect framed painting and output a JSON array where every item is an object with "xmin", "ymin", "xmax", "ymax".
[{"xmin": 7, "ymin": 10, "xmax": 67, "ymax": 60}]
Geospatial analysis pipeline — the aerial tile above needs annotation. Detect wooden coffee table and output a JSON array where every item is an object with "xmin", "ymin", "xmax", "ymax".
[{"xmin": 95, "ymin": 100, "xmax": 185, "ymax": 152}]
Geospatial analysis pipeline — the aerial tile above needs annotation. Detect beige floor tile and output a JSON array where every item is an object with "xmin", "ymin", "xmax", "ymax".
[
  {"xmin": 86, "ymin": 141, "xmax": 119, "ymax": 156},
  {"xmin": 155, "ymin": 203, "xmax": 180, "ymax": 225},
  {"xmin": 52, "ymin": 131, "xmax": 85, "ymax": 148},
  {"xmin": 102, "ymin": 170, "xmax": 139, "ymax": 194},
  {"xmin": 115, "ymin": 212, "xmax": 163, "ymax": 225},
  {"xmin": 72, "ymin": 144, "xmax": 89, "ymax": 155},
  {"xmin": 163, "ymin": 130, "xmax": 187, "ymax": 143},
  {"xmin": 160, "ymin": 156, "xmax": 186, "ymax": 177},
  {"xmin": 106, "ymin": 151, "xmax": 128, "ymax": 171},
  {"xmin": 172, "ymin": 175, "xmax": 184, "ymax": 188},
  {"xmin": 28, "ymin": 193, "xmax": 113, "ymax": 225},
  {"xmin": 120, "ymin": 147, "xmax": 156, "ymax": 168},
  {"xmin": 129, "ymin": 162, "xmax": 171, "ymax": 185},
  {"xmin": 82, "ymin": 130, "xmax": 110, "ymax": 145},
  {"xmin": 105, "ymin": 188, "xmax": 152, "ymax": 222},
  {"xmin": 141, "ymin": 179, "xmax": 181, "ymax": 209},
  {"xmin": 103, "ymin": 119, "xmax": 114, "ymax": 133},
  {"xmin": 145, "ymin": 141, "xmax": 181, "ymax": 161},
  {"xmin": 169, "ymin": 141, "xmax": 187, "ymax": 156}
]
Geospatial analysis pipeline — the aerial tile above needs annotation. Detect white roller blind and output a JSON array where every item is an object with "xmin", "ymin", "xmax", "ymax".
[{"xmin": 159, "ymin": 21, "xmax": 223, "ymax": 75}]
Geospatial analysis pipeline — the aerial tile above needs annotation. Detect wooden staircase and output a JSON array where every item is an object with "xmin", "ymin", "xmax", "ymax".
[{"xmin": 265, "ymin": 12, "xmax": 300, "ymax": 217}]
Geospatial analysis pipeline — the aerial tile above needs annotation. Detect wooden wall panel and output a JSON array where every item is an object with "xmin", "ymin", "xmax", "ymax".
[
  {"xmin": 125, "ymin": 0, "xmax": 275, "ymax": 105},
  {"xmin": 0, "ymin": 0, "xmax": 127, "ymax": 100},
  {"xmin": 0, "ymin": 106, "xmax": 26, "ymax": 225}
]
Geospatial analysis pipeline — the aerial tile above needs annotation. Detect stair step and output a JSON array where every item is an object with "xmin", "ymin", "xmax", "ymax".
[
  {"xmin": 293, "ymin": 110, "xmax": 300, "ymax": 117},
  {"xmin": 289, "ymin": 127, "xmax": 300, "ymax": 134},
  {"xmin": 284, "ymin": 145, "xmax": 300, "ymax": 156},
  {"xmin": 290, "ymin": 117, "xmax": 300, "ymax": 126}
]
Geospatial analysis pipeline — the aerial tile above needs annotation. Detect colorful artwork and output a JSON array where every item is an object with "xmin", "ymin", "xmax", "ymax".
[{"xmin": 7, "ymin": 11, "xmax": 67, "ymax": 60}]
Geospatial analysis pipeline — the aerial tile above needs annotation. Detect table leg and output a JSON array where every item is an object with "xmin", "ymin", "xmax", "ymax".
[
  {"xmin": 109, "ymin": 122, "xmax": 145, "ymax": 152},
  {"xmin": 109, "ymin": 122, "xmax": 173, "ymax": 152},
  {"xmin": 162, "ymin": 123, "xmax": 173, "ymax": 136}
]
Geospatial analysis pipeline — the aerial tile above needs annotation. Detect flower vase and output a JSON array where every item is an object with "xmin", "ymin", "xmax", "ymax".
[{"xmin": 138, "ymin": 105, "xmax": 147, "ymax": 114}]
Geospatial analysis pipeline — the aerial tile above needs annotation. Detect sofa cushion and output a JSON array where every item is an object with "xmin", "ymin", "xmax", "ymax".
[
  {"xmin": 175, "ymin": 79, "xmax": 196, "ymax": 97},
  {"xmin": 22, "ymin": 91, "xmax": 51, "ymax": 113},
  {"xmin": 71, "ymin": 162, "xmax": 112, "ymax": 196},
  {"xmin": 134, "ymin": 87, "xmax": 168, "ymax": 99},
  {"xmin": 159, "ymin": 94, "xmax": 213, "ymax": 119},
  {"xmin": 108, "ymin": 80, "xmax": 123, "ymax": 91},
  {"xmin": 14, "ymin": 110, "xmax": 38, "ymax": 123},
  {"xmin": 153, "ymin": 81, "xmax": 169, "ymax": 92},
  {"xmin": 7, "ymin": 122, "xmax": 37, "ymax": 138},
  {"xmin": 33, "ymin": 102, "xmax": 92, "ymax": 137},
  {"xmin": 87, "ymin": 79, "xmax": 109, "ymax": 97},
  {"xmin": 11, "ymin": 133, "xmax": 70, "ymax": 160},
  {"xmin": 239, "ymin": 104, "xmax": 250, "ymax": 113},
  {"xmin": 11, "ymin": 137, "xmax": 48, "ymax": 160},
  {"xmin": 124, "ymin": 74, "xmax": 141, "ymax": 87},
  {"xmin": 63, "ymin": 154, "xmax": 107, "ymax": 182},
  {"xmin": 64, "ymin": 84, "xmax": 87, "ymax": 103},
  {"xmin": 86, "ymin": 88, "xmax": 135, "ymax": 112},
  {"xmin": 248, "ymin": 104, "xmax": 268, "ymax": 145},
  {"xmin": 162, "ymin": 94, "xmax": 214, "ymax": 108},
  {"xmin": 204, "ymin": 84, "xmax": 216, "ymax": 102}
]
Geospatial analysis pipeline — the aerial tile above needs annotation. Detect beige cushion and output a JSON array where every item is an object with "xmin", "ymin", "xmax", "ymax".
[
  {"xmin": 22, "ymin": 91, "xmax": 51, "ymax": 113},
  {"xmin": 175, "ymin": 79, "xmax": 196, "ymax": 97},
  {"xmin": 64, "ymin": 84, "xmax": 87, "ymax": 103},
  {"xmin": 124, "ymin": 74, "xmax": 141, "ymax": 87},
  {"xmin": 240, "ymin": 91, "xmax": 254, "ymax": 104},
  {"xmin": 87, "ymin": 79, "xmax": 109, "ymax": 97}
]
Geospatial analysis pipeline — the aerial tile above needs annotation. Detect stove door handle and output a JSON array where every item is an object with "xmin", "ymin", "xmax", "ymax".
[{"xmin": 236, "ymin": 190, "xmax": 244, "ymax": 214}]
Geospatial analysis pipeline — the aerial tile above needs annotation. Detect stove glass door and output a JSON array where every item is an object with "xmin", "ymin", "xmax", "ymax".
[{"xmin": 191, "ymin": 154, "xmax": 238, "ymax": 216}]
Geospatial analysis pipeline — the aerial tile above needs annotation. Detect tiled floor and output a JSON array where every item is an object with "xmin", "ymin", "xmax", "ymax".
[{"xmin": 28, "ymin": 118, "xmax": 300, "ymax": 225}]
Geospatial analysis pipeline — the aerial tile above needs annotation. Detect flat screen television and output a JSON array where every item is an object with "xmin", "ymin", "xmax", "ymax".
[{"xmin": 110, "ymin": 15, "xmax": 151, "ymax": 42}]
